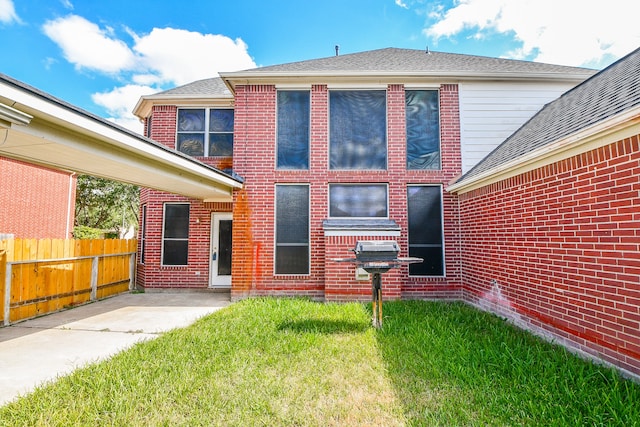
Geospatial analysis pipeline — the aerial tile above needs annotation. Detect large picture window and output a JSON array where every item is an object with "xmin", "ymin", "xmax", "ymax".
[
  {"xmin": 407, "ymin": 186, "xmax": 444, "ymax": 276},
  {"xmin": 277, "ymin": 90, "xmax": 310, "ymax": 169},
  {"xmin": 275, "ymin": 185, "xmax": 309, "ymax": 274},
  {"xmin": 329, "ymin": 184, "xmax": 388, "ymax": 218},
  {"xmin": 162, "ymin": 203, "xmax": 189, "ymax": 266},
  {"xmin": 177, "ymin": 108, "xmax": 233, "ymax": 157},
  {"xmin": 405, "ymin": 90, "xmax": 440, "ymax": 170},
  {"xmin": 329, "ymin": 90, "xmax": 387, "ymax": 170}
]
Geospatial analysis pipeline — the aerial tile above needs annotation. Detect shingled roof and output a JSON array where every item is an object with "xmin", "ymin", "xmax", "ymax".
[
  {"xmin": 152, "ymin": 77, "xmax": 232, "ymax": 98},
  {"xmin": 454, "ymin": 46, "xmax": 640, "ymax": 187},
  {"xmin": 237, "ymin": 47, "xmax": 591, "ymax": 76}
]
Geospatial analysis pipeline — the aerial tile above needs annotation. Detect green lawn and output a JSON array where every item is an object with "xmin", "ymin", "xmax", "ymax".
[{"xmin": 1, "ymin": 298, "xmax": 639, "ymax": 426}]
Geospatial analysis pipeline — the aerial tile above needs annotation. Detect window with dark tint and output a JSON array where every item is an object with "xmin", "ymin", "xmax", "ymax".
[
  {"xmin": 162, "ymin": 203, "xmax": 189, "ymax": 265},
  {"xmin": 209, "ymin": 109, "xmax": 234, "ymax": 156},
  {"xmin": 277, "ymin": 91, "xmax": 309, "ymax": 169},
  {"xmin": 140, "ymin": 204, "xmax": 147, "ymax": 264},
  {"xmin": 275, "ymin": 185, "xmax": 309, "ymax": 274},
  {"xmin": 177, "ymin": 109, "xmax": 205, "ymax": 156},
  {"xmin": 406, "ymin": 90, "xmax": 440, "ymax": 170},
  {"xmin": 329, "ymin": 90, "xmax": 387, "ymax": 170},
  {"xmin": 407, "ymin": 186, "xmax": 444, "ymax": 275},
  {"xmin": 329, "ymin": 184, "xmax": 387, "ymax": 218},
  {"xmin": 176, "ymin": 108, "xmax": 234, "ymax": 157}
]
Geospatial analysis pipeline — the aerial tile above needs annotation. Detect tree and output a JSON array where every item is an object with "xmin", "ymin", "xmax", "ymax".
[{"xmin": 74, "ymin": 175, "xmax": 139, "ymax": 238}]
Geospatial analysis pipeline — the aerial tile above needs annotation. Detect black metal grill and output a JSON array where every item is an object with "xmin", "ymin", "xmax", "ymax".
[{"xmin": 334, "ymin": 240, "xmax": 422, "ymax": 327}]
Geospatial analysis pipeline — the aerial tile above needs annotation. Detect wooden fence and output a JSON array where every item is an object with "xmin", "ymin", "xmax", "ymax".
[{"xmin": 0, "ymin": 238, "xmax": 137, "ymax": 326}]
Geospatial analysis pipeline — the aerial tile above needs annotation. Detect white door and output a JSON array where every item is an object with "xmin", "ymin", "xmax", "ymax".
[{"xmin": 209, "ymin": 213, "xmax": 232, "ymax": 288}]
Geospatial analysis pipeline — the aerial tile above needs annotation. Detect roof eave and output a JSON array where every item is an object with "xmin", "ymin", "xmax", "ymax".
[
  {"xmin": 448, "ymin": 106, "xmax": 640, "ymax": 195},
  {"xmin": 133, "ymin": 93, "xmax": 234, "ymax": 119},
  {"xmin": 220, "ymin": 70, "xmax": 595, "ymax": 91}
]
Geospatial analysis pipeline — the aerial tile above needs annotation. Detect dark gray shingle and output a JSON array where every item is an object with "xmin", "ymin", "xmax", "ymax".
[{"xmin": 237, "ymin": 47, "xmax": 591, "ymax": 76}]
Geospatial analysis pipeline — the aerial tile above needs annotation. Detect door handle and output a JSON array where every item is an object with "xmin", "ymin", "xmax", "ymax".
[{"xmin": 212, "ymin": 248, "xmax": 217, "ymax": 261}]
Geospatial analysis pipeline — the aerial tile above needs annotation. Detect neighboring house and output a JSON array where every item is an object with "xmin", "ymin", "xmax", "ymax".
[
  {"xmin": 449, "ymin": 47, "xmax": 640, "ymax": 377},
  {"xmin": 133, "ymin": 48, "xmax": 593, "ymax": 300},
  {"xmin": 0, "ymin": 156, "xmax": 76, "ymax": 239}
]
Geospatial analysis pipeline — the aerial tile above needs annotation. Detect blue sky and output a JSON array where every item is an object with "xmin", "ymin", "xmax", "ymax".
[{"xmin": 1, "ymin": 0, "xmax": 638, "ymax": 133}]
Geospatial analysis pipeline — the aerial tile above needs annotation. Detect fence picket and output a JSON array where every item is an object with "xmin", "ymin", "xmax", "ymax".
[{"xmin": 0, "ymin": 238, "xmax": 137, "ymax": 325}]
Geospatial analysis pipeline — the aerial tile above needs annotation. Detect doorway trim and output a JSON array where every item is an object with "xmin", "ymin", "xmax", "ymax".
[{"xmin": 209, "ymin": 212, "xmax": 232, "ymax": 288}]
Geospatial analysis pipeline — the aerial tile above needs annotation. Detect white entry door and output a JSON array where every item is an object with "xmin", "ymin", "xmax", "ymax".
[{"xmin": 209, "ymin": 213, "xmax": 232, "ymax": 288}]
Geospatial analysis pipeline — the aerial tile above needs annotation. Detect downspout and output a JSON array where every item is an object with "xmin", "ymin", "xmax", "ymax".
[{"xmin": 66, "ymin": 172, "xmax": 76, "ymax": 238}]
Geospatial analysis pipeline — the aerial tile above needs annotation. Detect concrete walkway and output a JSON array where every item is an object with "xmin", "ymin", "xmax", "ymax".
[{"xmin": 0, "ymin": 291, "xmax": 231, "ymax": 406}]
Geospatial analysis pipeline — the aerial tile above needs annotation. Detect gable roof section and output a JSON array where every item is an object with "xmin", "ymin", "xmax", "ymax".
[
  {"xmin": 134, "ymin": 77, "xmax": 233, "ymax": 118},
  {"xmin": 449, "ymin": 47, "xmax": 640, "ymax": 194},
  {"xmin": 220, "ymin": 48, "xmax": 595, "ymax": 89},
  {"xmin": 0, "ymin": 73, "xmax": 243, "ymax": 202}
]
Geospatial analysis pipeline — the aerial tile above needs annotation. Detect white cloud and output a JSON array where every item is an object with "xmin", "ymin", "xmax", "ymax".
[
  {"xmin": 41, "ymin": 15, "xmax": 257, "ymax": 133},
  {"xmin": 0, "ymin": 0, "xmax": 20, "ymax": 24},
  {"xmin": 92, "ymin": 84, "xmax": 156, "ymax": 133},
  {"xmin": 424, "ymin": 0, "xmax": 640, "ymax": 67},
  {"xmin": 131, "ymin": 27, "xmax": 256, "ymax": 85},
  {"xmin": 42, "ymin": 15, "xmax": 136, "ymax": 73},
  {"xmin": 395, "ymin": 0, "xmax": 409, "ymax": 9}
]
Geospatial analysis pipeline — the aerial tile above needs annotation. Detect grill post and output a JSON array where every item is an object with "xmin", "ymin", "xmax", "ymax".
[
  {"xmin": 372, "ymin": 272, "xmax": 382, "ymax": 327},
  {"xmin": 331, "ymin": 240, "xmax": 422, "ymax": 328}
]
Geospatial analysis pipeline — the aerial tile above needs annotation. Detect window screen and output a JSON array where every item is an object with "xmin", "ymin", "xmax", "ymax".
[
  {"xmin": 329, "ymin": 184, "xmax": 387, "ymax": 218},
  {"xmin": 407, "ymin": 186, "xmax": 443, "ymax": 275},
  {"xmin": 209, "ymin": 109, "xmax": 234, "ymax": 156},
  {"xmin": 329, "ymin": 90, "xmax": 387, "ymax": 170},
  {"xmin": 162, "ymin": 203, "xmax": 189, "ymax": 266},
  {"xmin": 406, "ymin": 90, "xmax": 441, "ymax": 169},
  {"xmin": 277, "ymin": 91, "xmax": 310, "ymax": 169},
  {"xmin": 176, "ymin": 108, "xmax": 234, "ymax": 157},
  {"xmin": 275, "ymin": 185, "xmax": 309, "ymax": 274}
]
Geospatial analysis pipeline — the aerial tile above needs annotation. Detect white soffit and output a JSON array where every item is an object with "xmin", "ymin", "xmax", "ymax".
[{"xmin": 0, "ymin": 78, "xmax": 241, "ymax": 202}]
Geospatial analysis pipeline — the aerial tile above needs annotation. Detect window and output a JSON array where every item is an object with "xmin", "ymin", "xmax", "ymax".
[
  {"xmin": 277, "ymin": 90, "xmax": 310, "ymax": 169},
  {"xmin": 275, "ymin": 185, "xmax": 309, "ymax": 274},
  {"xmin": 162, "ymin": 203, "xmax": 189, "ymax": 266},
  {"xmin": 176, "ymin": 108, "xmax": 233, "ymax": 157},
  {"xmin": 405, "ymin": 90, "xmax": 440, "ymax": 169},
  {"xmin": 329, "ymin": 90, "xmax": 387, "ymax": 170},
  {"xmin": 140, "ymin": 204, "xmax": 147, "ymax": 264},
  {"xmin": 407, "ymin": 186, "xmax": 444, "ymax": 276},
  {"xmin": 329, "ymin": 184, "xmax": 387, "ymax": 218}
]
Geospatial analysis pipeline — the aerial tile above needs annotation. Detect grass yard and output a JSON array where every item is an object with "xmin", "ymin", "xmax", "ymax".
[{"xmin": 1, "ymin": 298, "xmax": 639, "ymax": 426}]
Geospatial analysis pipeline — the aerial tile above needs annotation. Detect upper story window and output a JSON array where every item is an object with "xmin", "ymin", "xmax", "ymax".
[
  {"xmin": 277, "ymin": 90, "xmax": 310, "ymax": 170},
  {"xmin": 405, "ymin": 90, "xmax": 440, "ymax": 170},
  {"xmin": 329, "ymin": 90, "xmax": 387, "ymax": 170},
  {"xmin": 329, "ymin": 184, "xmax": 388, "ymax": 218},
  {"xmin": 176, "ymin": 108, "xmax": 234, "ymax": 157}
]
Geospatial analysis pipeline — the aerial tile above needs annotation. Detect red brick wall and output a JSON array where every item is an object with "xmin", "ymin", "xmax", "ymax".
[
  {"xmin": 136, "ymin": 106, "xmax": 233, "ymax": 289},
  {"xmin": 231, "ymin": 83, "xmax": 463, "ymax": 300},
  {"xmin": 0, "ymin": 157, "xmax": 75, "ymax": 239},
  {"xmin": 459, "ymin": 135, "xmax": 640, "ymax": 376}
]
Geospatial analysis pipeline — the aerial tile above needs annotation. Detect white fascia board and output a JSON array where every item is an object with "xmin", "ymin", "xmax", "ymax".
[
  {"xmin": 1, "ymin": 80, "xmax": 242, "ymax": 191},
  {"xmin": 448, "ymin": 107, "xmax": 640, "ymax": 194}
]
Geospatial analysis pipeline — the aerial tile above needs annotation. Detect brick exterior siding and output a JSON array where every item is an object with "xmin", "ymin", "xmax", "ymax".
[
  {"xmin": 0, "ymin": 157, "xmax": 75, "ymax": 239},
  {"xmin": 458, "ymin": 134, "xmax": 640, "ymax": 376},
  {"xmin": 230, "ymin": 83, "xmax": 463, "ymax": 301},
  {"xmin": 137, "ymin": 106, "xmax": 233, "ymax": 289}
]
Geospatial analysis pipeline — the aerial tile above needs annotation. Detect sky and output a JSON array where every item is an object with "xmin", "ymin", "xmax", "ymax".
[{"xmin": 1, "ymin": 0, "xmax": 638, "ymax": 134}]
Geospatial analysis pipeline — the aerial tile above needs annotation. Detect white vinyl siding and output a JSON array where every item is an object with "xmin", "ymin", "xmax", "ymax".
[{"xmin": 458, "ymin": 82, "xmax": 576, "ymax": 173}]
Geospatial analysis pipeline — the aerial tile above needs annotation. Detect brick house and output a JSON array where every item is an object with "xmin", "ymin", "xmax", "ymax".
[
  {"xmin": 448, "ymin": 47, "xmax": 640, "ymax": 377},
  {"xmin": 133, "ymin": 48, "xmax": 592, "ymax": 299},
  {"xmin": 134, "ymin": 47, "xmax": 640, "ymax": 377},
  {"xmin": 0, "ymin": 157, "xmax": 76, "ymax": 239}
]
